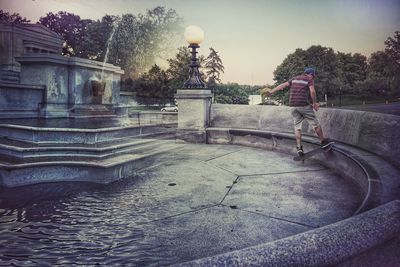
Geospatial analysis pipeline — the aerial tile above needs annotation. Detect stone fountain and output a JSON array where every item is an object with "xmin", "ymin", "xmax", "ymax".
[{"xmin": 0, "ymin": 23, "xmax": 178, "ymax": 187}]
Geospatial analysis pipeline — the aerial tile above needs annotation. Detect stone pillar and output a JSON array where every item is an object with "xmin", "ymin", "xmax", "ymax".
[{"xmin": 175, "ymin": 89, "xmax": 212, "ymax": 143}]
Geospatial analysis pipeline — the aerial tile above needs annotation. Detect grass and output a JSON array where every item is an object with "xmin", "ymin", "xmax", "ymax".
[{"xmin": 326, "ymin": 95, "xmax": 400, "ymax": 107}]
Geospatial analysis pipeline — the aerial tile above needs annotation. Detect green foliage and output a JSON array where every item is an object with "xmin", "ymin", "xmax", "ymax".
[
  {"xmin": 166, "ymin": 46, "xmax": 191, "ymax": 90},
  {"xmin": 214, "ymin": 83, "xmax": 249, "ymax": 104},
  {"xmin": 107, "ymin": 7, "xmax": 183, "ymax": 78},
  {"xmin": 78, "ymin": 15, "xmax": 118, "ymax": 61},
  {"xmin": 274, "ymin": 45, "xmax": 339, "ymax": 99},
  {"xmin": 353, "ymin": 77, "xmax": 390, "ymax": 97},
  {"xmin": 38, "ymin": 7, "xmax": 183, "ymax": 79},
  {"xmin": 273, "ymin": 36, "xmax": 400, "ymax": 101},
  {"xmin": 204, "ymin": 47, "xmax": 224, "ymax": 86},
  {"xmin": 368, "ymin": 45, "xmax": 400, "ymax": 97},
  {"xmin": 131, "ymin": 64, "xmax": 173, "ymax": 105},
  {"xmin": 337, "ymin": 52, "xmax": 367, "ymax": 89},
  {"xmin": 39, "ymin": 11, "xmax": 92, "ymax": 56},
  {"xmin": 166, "ymin": 46, "xmax": 206, "ymax": 90},
  {"xmin": 0, "ymin": 10, "xmax": 30, "ymax": 24},
  {"xmin": 385, "ymin": 31, "xmax": 400, "ymax": 66}
]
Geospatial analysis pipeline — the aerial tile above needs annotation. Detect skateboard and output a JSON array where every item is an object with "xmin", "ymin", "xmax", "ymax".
[{"xmin": 293, "ymin": 142, "xmax": 335, "ymax": 162}]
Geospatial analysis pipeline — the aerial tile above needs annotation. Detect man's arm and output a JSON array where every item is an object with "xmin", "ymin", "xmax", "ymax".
[
  {"xmin": 309, "ymin": 85, "xmax": 319, "ymax": 111},
  {"xmin": 262, "ymin": 81, "xmax": 290, "ymax": 96}
]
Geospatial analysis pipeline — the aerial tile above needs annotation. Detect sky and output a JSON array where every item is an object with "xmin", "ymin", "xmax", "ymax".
[{"xmin": 1, "ymin": 0, "xmax": 399, "ymax": 85}]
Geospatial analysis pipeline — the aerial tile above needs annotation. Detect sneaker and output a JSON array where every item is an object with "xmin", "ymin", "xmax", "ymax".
[
  {"xmin": 320, "ymin": 138, "xmax": 333, "ymax": 148},
  {"xmin": 297, "ymin": 145, "xmax": 304, "ymax": 157}
]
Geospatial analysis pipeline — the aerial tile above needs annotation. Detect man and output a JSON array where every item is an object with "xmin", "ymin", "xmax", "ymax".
[{"xmin": 264, "ymin": 67, "xmax": 330, "ymax": 156}]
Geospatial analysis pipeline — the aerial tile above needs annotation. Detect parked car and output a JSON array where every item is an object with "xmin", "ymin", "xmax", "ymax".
[{"xmin": 161, "ymin": 106, "xmax": 178, "ymax": 112}]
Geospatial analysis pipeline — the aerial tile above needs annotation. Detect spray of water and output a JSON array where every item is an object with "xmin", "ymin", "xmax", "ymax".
[{"xmin": 101, "ymin": 19, "xmax": 120, "ymax": 80}]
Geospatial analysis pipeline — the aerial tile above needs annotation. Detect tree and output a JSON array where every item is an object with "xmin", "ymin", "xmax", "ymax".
[
  {"xmin": 367, "ymin": 50, "xmax": 399, "ymax": 96},
  {"xmin": 337, "ymin": 52, "xmax": 367, "ymax": 91},
  {"xmin": 214, "ymin": 83, "xmax": 249, "ymax": 104},
  {"xmin": 273, "ymin": 48, "xmax": 305, "ymax": 85},
  {"xmin": 166, "ymin": 46, "xmax": 206, "ymax": 90},
  {"xmin": 78, "ymin": 15, "xmax": 118, "ymax": 61},
  {"xmin": 274, "ymin": 45, "xmax": 346, "ymax": 100},
  {"xmin": 39, "ymin": 11, "xmax": 92, "ymax": 56},
  {"xmin": 99, "ymin": 7, "xmax": 182, "ymax": 79},
  {"xmin": 166, "ymin": 46, "xmax": 191, "ymax": 90},
  {"xmin": 204, "ymin": 47, "xmax": 224, "ymax": 86},
  {"xmin": 38, "ymin": 8, "xmax": 182, "ymax": 79},
  {"xmin": 133, "ymin": 64, "xmax": 172, "ymax": 105},
  {"xmin": 385, "ymin": 31, "xmax": 400, "ymax": 66},
  {"xmin": 0, "ymin": 10, "xmax": 30, "ymax": 24},
  {"xmin": 141, "ymin": 7, "xmax": 183, "ymax": 63},
  {"xmin": 383, "ymin": 31, "xmax": 400, "ymax": 96}
]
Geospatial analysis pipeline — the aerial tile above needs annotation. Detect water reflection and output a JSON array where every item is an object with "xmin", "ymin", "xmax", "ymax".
[{"xmin": 0, "ymin": 179, "xmax": 173, "ymax": 266}]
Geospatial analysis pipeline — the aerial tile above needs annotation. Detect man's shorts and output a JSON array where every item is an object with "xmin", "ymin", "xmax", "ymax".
[{"xmin": 291, "ymin": 105, "xmax": 320, "ymax": 131}]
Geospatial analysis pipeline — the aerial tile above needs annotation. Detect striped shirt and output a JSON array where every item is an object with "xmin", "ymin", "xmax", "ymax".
[{"xmin": 288, "ymin": 74, "xmax": 314, "ymax": 106}]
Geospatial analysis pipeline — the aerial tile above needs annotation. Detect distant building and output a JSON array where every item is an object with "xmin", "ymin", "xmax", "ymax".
[{"xmin": 248, "ymin": 94, "xmax": 262, "ymax": 105}]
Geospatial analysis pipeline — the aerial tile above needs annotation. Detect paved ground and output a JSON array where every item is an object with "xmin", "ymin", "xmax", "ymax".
[
  {"xmin": 126, "ymin": 143, "xmax": 363, "ymax": 264},
  {"xmin": 0, "ymin": 142, "xmax": 363, "ymax": 265}
]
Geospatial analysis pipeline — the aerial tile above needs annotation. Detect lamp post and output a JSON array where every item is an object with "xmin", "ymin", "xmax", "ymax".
[
  {"xmin": 175, "ymin": 25, "xmax": 212, "ymax": 143},
  {"xmin": 183, "ymin": 25, "xmax": 206, "ymax": 89}
]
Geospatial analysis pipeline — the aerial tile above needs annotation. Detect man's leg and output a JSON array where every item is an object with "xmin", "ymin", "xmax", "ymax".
[
  {"xmin": 292, "ymin": 108, "xmax": 303, "ymax": 145},
  {"xmin": 314, "ymin": 125, "xmax": 325, "ymax": 142},
  {"xmin": 295, "ymin": 129, "xmax": 302, "ymax": 147},
  {"xmin": 292, "ymin": 108, "xmax": 304, "ymax": 155},
  {"xmin": 302, "ymin": 106, "xmax": 329, "ymax": 146}
]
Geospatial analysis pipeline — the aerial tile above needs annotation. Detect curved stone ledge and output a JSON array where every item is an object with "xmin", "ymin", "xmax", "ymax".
[
  {"xmin": 210, "ymin": 104, "xmax": 400, "ymax": 167},
  {"xmin": 177, "ymin": 200, "xmax": 400, "ymax": 267}
]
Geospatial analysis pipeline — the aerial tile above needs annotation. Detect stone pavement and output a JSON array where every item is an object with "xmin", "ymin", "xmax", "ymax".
[{"xmin": 122, "ymin": 142, "xmax": 362, "ymax": 264}]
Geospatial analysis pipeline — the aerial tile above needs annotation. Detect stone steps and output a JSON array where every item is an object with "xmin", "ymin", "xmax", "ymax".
[
  {"xmin": 0, "ymin": 137, "xmax": 168, "ymax": 161},
  {"xmin": 0, "ymin": 140, "xmax": 184, "ymax": 187},
  {"xmin": 0, "ymin": 123, "xmax": 177, "ymax": 144},
  {"xmin": 0, "ymin": 120, "xmax": 179, "ymax": 187},
  {"xmin": 0, "ymin": 140, "xmax": 179, "ymax": 168}
]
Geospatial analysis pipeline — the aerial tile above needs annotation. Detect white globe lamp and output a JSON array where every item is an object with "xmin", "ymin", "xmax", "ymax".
[{"xmin": 183, "ymin": 25, "xmax": 206, "ymax": 88}]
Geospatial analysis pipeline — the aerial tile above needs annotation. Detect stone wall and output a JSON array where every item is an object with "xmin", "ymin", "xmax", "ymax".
[
  {"xmin": 0, "ymin": 83, "xmax": 44, "ymax": 113},
  {"xmin": 11, "ymin": 54, "xmax": 124, "ymax": 117},
  {"xmin": 134, "ymin": 111, "xmax": 177, "ymax": 125},
  {"xmin": 210, "ymin": 104, "xmax": 400, "ymax": 167},
  {"xmin": 0, "ymin": 23, "xmax": 63, "ymax": 74}
]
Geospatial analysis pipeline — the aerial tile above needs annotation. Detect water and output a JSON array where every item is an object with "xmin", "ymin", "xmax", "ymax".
[
  {"xmin": 101, "ymin": 20, "xmax": 120, "ymax": 80},
  {"xmin": 0, "ymin": 177, "xmax": 178, "ymax": 266}
]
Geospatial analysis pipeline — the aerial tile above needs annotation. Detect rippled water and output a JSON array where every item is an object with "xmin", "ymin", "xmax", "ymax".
[{"xmin": 0, "ymin": 178, "xmax": 177, "ymax": 266}]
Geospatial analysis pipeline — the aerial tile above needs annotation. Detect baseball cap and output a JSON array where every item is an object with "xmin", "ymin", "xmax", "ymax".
[{"xmin": 304, "ymin": 67, "xmax": 316, "ymax": 76}]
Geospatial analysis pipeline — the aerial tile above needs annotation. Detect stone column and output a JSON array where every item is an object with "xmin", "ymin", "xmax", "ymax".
[{"xmin": 175, "ymin": 89, "xmax": 213, "ymax": 143}]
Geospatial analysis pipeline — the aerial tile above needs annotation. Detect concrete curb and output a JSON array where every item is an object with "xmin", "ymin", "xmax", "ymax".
[{"xmin": 177, "ymin": 200, "xmax": 400, "ymax": 267}]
